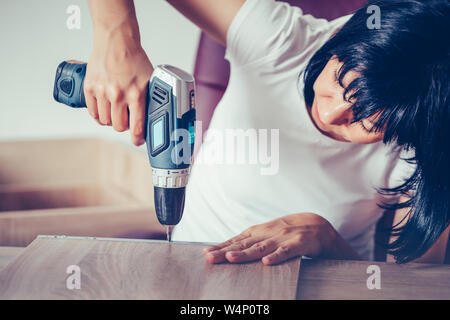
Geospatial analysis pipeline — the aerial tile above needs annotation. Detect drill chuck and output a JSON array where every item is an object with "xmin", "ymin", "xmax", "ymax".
[
  {"xmin": 151, "ymin": 167, "xmax": 190, "ymax": 227},
  {"xmin": 154, "ymin": 187, "xmax": 186, "ymax": 226}
]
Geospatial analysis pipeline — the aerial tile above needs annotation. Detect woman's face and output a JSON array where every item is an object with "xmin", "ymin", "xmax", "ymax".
[{"xmin": 309, "ymin": 57, "xmax": 384, "ymax": 144}]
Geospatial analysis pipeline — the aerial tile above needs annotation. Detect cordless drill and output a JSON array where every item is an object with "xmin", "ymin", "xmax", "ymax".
[{"xmin": 53, "ymin": 60, "xmax": 196, "ymax": 241}]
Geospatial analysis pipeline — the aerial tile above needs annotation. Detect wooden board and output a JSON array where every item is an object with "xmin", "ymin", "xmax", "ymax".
[
  {"xmin": 0, "ymin": 236, "xmax": 301, "ymax": 300},
  {"xmin": 297, "ymin": 259, "xmax": 450, "ymax": 300},
  {"xmin": 0, "ymin": 246, "xmax": 24, "ymax": 272}
]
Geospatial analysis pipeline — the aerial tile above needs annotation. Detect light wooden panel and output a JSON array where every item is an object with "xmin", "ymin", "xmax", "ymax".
[
  {"xmin": 0, "ymin": 236, "xmax": 301, "ymax": 300},
  {"xmin": 2, "ymin": 246, "xmax": 450, "ymax": 300},
  {"xmin": 297, "ymin": 259, "xmax": 450, "ymax": 300},
  {"xmin": 0, "ymin": 247, "xmax": 24, "ymax": 271}
]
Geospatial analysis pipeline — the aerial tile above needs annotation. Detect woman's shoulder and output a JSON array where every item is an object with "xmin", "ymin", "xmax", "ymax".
[{"xmin": 225, "ymin": 0, "xmax": 352, "ymax": 70}]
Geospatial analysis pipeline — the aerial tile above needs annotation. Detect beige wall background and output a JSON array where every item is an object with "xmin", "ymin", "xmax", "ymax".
[{"xmin": 0, "ymin": 0, "xmax": 200, "ymax": 150}]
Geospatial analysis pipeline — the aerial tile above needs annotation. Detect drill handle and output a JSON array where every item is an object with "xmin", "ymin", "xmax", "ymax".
[{"xmin": 53, "ymin": 61, "xmax": 87, "ymax": 108}]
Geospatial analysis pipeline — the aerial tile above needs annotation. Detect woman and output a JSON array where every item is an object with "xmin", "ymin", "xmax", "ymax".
[{"xmin": 84, "ymin": 0, "xmax": 450, "ymax": 264}]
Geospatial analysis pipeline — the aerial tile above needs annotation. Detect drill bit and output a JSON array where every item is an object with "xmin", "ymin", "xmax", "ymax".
[{"xmin": 166, "ymin": 226, "xmax": 174, "ymax": 242}]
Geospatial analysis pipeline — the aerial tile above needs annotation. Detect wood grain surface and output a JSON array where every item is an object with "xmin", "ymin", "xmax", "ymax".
[
  {"xmin": 0, "ymin": 246, "xmax": 24, "ymax": 271},
  {"xmin": 0, "ymin": 236, "xmax": 301, "ymax": 300},
  {"xmin": 2, "ymin": 245, "xmax": 450, "ymax": 300},
  {"xmin": 297, "ymin": 259, "xmax": 450, "ymax": 300}
]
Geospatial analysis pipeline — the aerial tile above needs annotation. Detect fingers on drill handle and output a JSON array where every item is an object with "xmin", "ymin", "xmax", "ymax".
[
  {"xmin": 84, "ymin": 90, "xmax": 100, "ymax": 125},
  {"xmin": 97, "ymin": 97, "xmax": 112, "ymax": 126},
  {"xmin": 111, "ymin": 102, "xmax": 129, "ymax": 133},
  {"xmin": 84, "ymin": 88, "xmax": 146, "ymax": 146},
  {"xmin": 128, "ymin": 94, "xmax": 147, "ymax": 146}
]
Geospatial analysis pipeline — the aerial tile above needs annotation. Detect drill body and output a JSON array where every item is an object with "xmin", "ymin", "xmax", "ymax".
[{"xmin": 54, "ymin": 61, "xmax": 196, "ymax": 239}]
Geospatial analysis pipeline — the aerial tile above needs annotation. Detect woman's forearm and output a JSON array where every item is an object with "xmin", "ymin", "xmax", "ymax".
[
  {"xmin": 84, "ymin": 0, "xmax": 154, "ymax": 146},
  {"xmin": 88, "ymin": 0, "xmax": 141, "ymax": 52},
  {"xmin": 203, "ymin": 213, "xmax": 362, "ymax": 265}
]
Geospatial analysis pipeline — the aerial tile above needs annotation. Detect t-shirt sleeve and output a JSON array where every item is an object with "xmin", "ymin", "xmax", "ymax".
[
  {"xmin": 225, "ymin": 0, "xmax": 333, "ymax": 68},
  {"xmin": 387, "ymin": 148, "xmax": 417, "ymax": 191}
]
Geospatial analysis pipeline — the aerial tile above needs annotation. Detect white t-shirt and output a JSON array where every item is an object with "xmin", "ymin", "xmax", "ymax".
[{"xmin": 172, "ymin": 0, "xmax": 414, "ymax": 260}]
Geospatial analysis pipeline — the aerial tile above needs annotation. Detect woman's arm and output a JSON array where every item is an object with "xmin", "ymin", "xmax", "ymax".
[
  {"xmin": 387, "ymin": 195, "xmax": 450, "ymax": 264},
  {"xmin": 167, "ymin": 0, "xmax": 245, "ymax": 47},
  {"xmin": 203, "ymin": 213, "xmax": 361, "ymax": 265},
  {"xmin": 85, "ymin": 0, "xmax": 245, "ymax": 145},
  {"xmin": 85, "ymin": 0, "xmax": 153, "ymax": 145}
]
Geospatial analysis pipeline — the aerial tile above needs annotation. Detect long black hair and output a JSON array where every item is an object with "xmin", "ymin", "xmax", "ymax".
[{"xmin": 303, "ymin": 0, "xmax": 450, "ymax": 263}]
